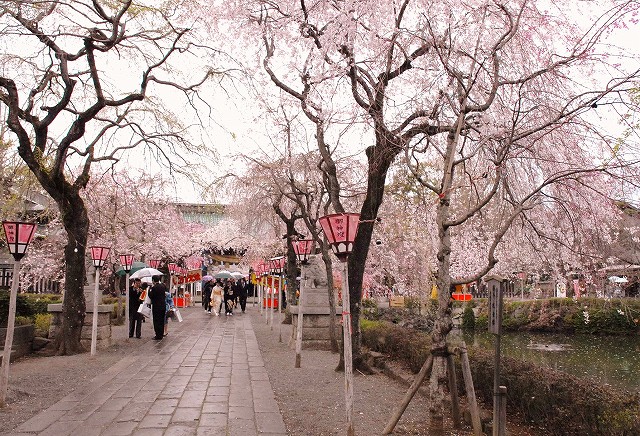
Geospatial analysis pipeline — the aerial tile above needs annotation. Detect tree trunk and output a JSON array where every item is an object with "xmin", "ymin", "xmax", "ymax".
[
  {"xmin": 52, "ymin": 190, "xmax": 90, "ymax": 355},
  {"xmin": 348, "ymin": 143, "xmax": 400, "ymax": 370},
  {"xmin": 428, "ymin": 131, "xmax": 457, "ymax": 432}
]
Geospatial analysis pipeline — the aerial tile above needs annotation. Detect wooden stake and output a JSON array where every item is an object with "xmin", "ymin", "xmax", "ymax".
[
  {"xmin": 459, "ymin": 344, "xmax": 482, "ymax": 436},
  {"xmin": 446, "ymin": 353, "xmax": 461, "ymax": 428},
  {"xmin": 382, "ymin": 354, "xmax": 434, "ymax": 435}
]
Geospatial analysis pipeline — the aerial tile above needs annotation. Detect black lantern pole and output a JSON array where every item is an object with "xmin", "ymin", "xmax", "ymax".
[{"xmin": 0, "ymin": 221, "xmax": 37, "ymax": 406}]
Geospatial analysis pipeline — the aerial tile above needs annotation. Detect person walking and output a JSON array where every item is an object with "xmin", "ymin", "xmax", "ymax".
[
  {"xmin": 211, "ymin": 280, "xmax": 223, "ymax": 316},
  {"xmin": 128, "ymin": 278, "xmax": 143, "ymax": 338},
  {"xmin": 245, "ymin": 278, "xmax": 255, "ymax": 309},
  {"xmin": 203, "ymin": 277, "xmax": 213, "ymax": 314},
  {"xmin": 149, "ymin": 275, "xmax": 167, "ymax": 340},
  {"xmin": 164, "ymin": 288, "xmax": 175, "ymax": 336},
  {"xmin": 236, "ymin": 278, "xmax": 247, "ymax": 313},
  {"xmin": 224, "ymin": 279, "xmax": 235, "ymax": 316}
]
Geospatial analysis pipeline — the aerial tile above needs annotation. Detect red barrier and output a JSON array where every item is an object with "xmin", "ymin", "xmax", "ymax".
[{"xmin": 263, "ymin": 297, "xmax": 279, "ymax": 308}]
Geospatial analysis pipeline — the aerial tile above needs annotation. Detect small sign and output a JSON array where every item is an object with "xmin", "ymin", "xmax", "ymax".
[
  {"xmin": 389, "ymin": 296, "xmax": 405, "ymax": 308},
  {"xmin": 488, "ymin": 284, "xmax": 503, "ymax": 335}
]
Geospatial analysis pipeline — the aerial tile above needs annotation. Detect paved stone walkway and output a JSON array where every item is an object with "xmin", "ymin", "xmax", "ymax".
[{"xmin": 12, "ymin": 308, "xmax": 287, "ymax": 436}]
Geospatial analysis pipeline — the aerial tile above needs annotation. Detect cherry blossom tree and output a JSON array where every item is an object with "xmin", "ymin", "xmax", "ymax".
[
  {"xmin": 0, "ymin": 1, "xmax": 217, "ymax": 354},
  {"xmin": 229, "ymin": 0, "xmax": 640, "ymax": 430}
]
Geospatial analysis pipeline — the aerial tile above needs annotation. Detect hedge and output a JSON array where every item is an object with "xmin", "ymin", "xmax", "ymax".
[
  {"xmin": 360, "ymin": 319, "xmax": 640, "ymax": 436},
  {"xmin": 0, "ymin": 292, "xmax": 61, "ymax": 327},
  {"xmin": 472, "ymin": 298, "xmax": 640, "ymax": 335}
]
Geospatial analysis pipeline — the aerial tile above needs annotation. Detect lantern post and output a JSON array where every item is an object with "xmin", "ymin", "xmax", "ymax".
[
  {"xmin": 89, "ymin": 246, "xmax": 110, "ymax": 356},
  {"xmin": 261, "ymin": 263, "xmax": 268, "ymax": 315},
  {"xmin": 119, "ymin": 254, "xmax": 134, "ymax": 336},
  {"xmin": 319, "ymin": 212, "xmax": 360, "ymax": 436},
  {"xmin": 168, "ymin": 262, "xmax": 177, "ymax": 298},
  {"xmin": 268, "ymin": 258, "xmax": 276, "ymax": 328},
  {"xmin": 0, "ymin": 221, "xmax": 37, "ymax": 406},
  {"xmin": 293, "ymin": 239, "xmax": 314, "ymax": 368},
  {"xmin": 269, "ymin": 256, "xmax": 285, "ymax": 336}
]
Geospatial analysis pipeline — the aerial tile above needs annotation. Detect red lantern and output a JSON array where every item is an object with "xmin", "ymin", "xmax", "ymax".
[
  {"xmin": 268, "ymin": 256, "xmax": 285, "ymax": 274},
  {"xmin": 2, "ymin": 221, "xmax": 37, "ymax": 261},
  {"xmin": 119, "ymin": 254, "xmax": 134, "ymax": 272},
  {"xmin": 168, "ymin": 263, "xmax": 177, "ymax": 274},
  {"xmin": 148, "ymin": 259, "xmax": 161, "ymax": 269},
  {"xmin": 293, "ymin": 239, "xmax": 314, "ymax": 264},
  {"xmin": 90, "ymin": 246, "xmax": 110, "ymax": 268},
  {"xmin": 318, "ymin": 213, "xmax": 360, "ymax": 262}
]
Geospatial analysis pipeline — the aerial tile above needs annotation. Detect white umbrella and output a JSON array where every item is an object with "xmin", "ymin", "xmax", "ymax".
[
  {"xmin": 231, "ymin": 271, "xmax": 245, "ymax": 279},
  {"xmin": 215, "ymin": 270, "xmax": 233, "ymax": 279},
  {"xmin": 130, "ymin": 267, "xmax": 163, "ymax": 279}
]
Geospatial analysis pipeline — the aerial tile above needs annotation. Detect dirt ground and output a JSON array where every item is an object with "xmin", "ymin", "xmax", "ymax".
[{"xmin": 0, "ymin": 310, "xmax": 543, "ymax": 435}]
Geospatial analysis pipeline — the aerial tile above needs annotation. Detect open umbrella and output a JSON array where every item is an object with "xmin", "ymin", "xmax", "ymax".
[
  {"xmin": 202, "ymin": 275, "xmax": 214, "ymax": 282},
  {"xmin": 215, "ymin": 270, "xmax": 233, "ymax": 279},
  {"xmin": 231, "ymin": 271, "xmax": 245, "ymax": 279},
  {"xmin": 130, "ymin": 267, "xmax": 163, "ymax": 279},
  {"xmin": 115, "ymin": 261, "xmax": 148, "ymax": 276}
]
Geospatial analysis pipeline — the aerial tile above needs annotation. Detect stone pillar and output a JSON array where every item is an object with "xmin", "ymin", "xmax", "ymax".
[
  {"xmin": 47, "ymin": 302, "xmax": 113, "ymax": 349},
  {"xmin": 289, "ymin": 255, "xmax": 340, "ymax": 350}
]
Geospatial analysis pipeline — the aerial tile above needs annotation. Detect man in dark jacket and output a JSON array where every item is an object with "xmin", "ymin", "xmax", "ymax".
[
  {"xmin": 236, "ymin": 278, "xmax": 248, "ymax": 313},
  {"xmin": 128, "ymin": 278, "xmax": 143, "ymax": 338},
  {"xmin": 149, "ymin": 275, "xmax": 167, "ymax": 340},
  {"xmin": 203, "ymin": 278, "xmax": 213, "ymax": 314}
]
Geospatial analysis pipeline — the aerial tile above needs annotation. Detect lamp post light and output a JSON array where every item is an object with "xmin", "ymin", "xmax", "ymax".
[
  {"xmin": 119, "ymin": 254, "xmax": 134, "ymax": 337},
  {"xmin": 168, "ymin": 262, "xmax": 177, "ymax": 298},
  {"xmin": 89, "ymin": 246, "xmax": 110, "ymax": 356},
  {"xmin": 293, "ymin": 239, "xmax": 314, "ymax": 368},
  {"xmin": 258, "ymin": 262, "xmax": 266, "ymax": 315},
  {"xmin": 148, "ymin": 259, "xmax": 161, "ymax": 269},
  {"xmin": 261, "ymin": 262, "xmax": 269, "ymax": 321},
  {"xmin": 0, "ymin": 221, "xmax": 37, "ymax": 406},
  {"xmin": 319, "ymin": 212, "xmax": 360, "ymax": 436}
]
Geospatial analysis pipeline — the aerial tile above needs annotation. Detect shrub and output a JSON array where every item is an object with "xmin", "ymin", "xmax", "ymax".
[
  {"xmin": 361, "ymin": 298, "xmax": 377, "ymax": 308},
  {"xmin": 102, "ymin": 297, "xmax": 120, "ymax": 305},
  {"xmin": 0, "ymin": 291, "xmax": 32, "ymax": 326},
  {"xmin": 461, "ymin": 304, "xmax": 475, "ymax": 330},
  {"xmin": 361, "ymin": 318, "xmax": 431, "ymax": 373},
  {"xmin": 14, "ymin": 315, "xmax": 33, "ymax": 326},
  {"xmin": 22, "ymin": 293, "xmax": 62, "ymax": 314},
  {"xmin": 34, "ymin": 313, "xmax": 52, "ymax": 337},
  {"xmin": 473, "ymin": 298, "xmax": 640, "ymax": 335},
  {"xmin": 467, "ymin": 347, "xmax": 640, "ymax": 436}
]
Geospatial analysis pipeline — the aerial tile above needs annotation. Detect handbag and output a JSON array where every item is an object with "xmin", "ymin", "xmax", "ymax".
[
  {"xmin": 174, "ymin": 308, "xmax": 183, "ymax": 322},
  {"xmin": 138, "ymin": 302, "xmax": 152, "ymax": 318}
]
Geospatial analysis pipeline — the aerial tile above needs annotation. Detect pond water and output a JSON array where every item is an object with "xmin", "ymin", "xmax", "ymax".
[{"xmin": 458, "ymin": 331, "xmax": 640, "ymax": 393}]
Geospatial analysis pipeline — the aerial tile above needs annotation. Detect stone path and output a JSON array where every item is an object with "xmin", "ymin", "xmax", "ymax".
[{"xmin": 12, "ymin": 308, "xmax": 287, "ymax": 436}]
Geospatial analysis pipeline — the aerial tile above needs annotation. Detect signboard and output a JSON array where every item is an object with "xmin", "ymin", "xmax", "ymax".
[
  {"xmin": 488, "ymin": 284, "xmax": 503, "ymax": 335},
  {"xmin": 172, "ymin": 269, "xmax": 202, "ymax": 285},
  {"xmin": 389, "ymin": 296, "xmax": 405, "ymax": 308}
]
